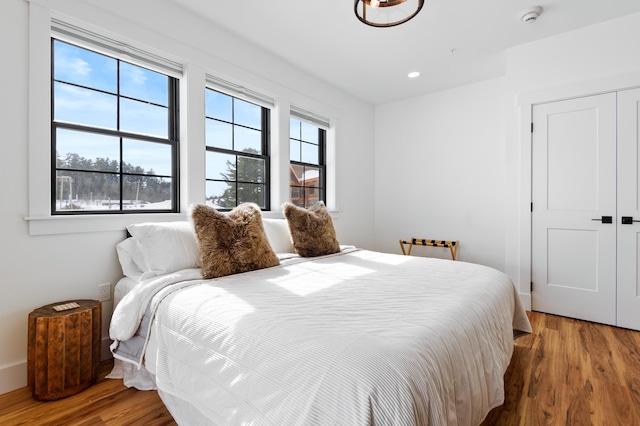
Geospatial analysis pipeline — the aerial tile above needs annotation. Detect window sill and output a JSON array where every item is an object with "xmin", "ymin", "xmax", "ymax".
[
  {"xmin": 24, "ymin": 213, "xmax": 188, "ymax": 236},
  {"xmin": 25, "ymin": 209, "xmax": 340, "ymax": 236}
]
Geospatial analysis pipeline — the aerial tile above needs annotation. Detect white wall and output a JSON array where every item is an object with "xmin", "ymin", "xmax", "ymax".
[
  {"xmin": 373, "ymin": 77, "xmax": 507, "ymax": 271},
  {"xmin": 0, "ymin": 0, "xmax": 375, "ymax": 394},
  {"xmin": 373, "ymin": 11, "xmax": 640, "ymax": 312},
  {"xmin": 503, "ymin": 11, "xmax": 640, "ymax": 308}
]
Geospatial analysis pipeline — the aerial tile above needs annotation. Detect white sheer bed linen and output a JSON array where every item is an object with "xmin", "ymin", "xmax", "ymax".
[
  {"xmin": 114, "ymin": 276, "xmax": 138, "ymax": 308},
  {"xmin": 108, "ymin": 276, "xmax": 160, "ymax": 388},
  {"xmin": 108, "ymin": 253, "xmax": 306, "ymax": 388},
  {"xmin": 121, "ymin": 249, "xmax": 530, "ymax": 426}
]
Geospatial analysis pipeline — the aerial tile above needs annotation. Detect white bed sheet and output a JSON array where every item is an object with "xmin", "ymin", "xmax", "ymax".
[
  {"xmin": 114, "ymin": 276, "xmax": 138, "ymax": 308},
  {"xmin": 113, "ymin": 249, "xmax": 531, "ymax": 425},
  {"xmin": 109, "ymin": 276, "xmax": 160, "ymax": 389}
]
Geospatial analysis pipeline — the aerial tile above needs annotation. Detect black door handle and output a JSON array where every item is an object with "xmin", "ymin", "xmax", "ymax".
[
  {"xmin": 622, "ymin": 216, "xmax": 640, "ymax": 224},
  {"xmin": 592, "ymin": 216, "xmax": 613, "ymax": 223}
]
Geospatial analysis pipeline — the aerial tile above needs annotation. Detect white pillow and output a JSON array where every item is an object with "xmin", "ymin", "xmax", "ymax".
[
  {"xmin": 126, "ymin": 221, "xmax": 201, "ymax": 279},
  {"xmin": 115, "ymin": 238, "xmax": 146, "ymax": 281},
  {"xmin": 262, "ymin": 218, "xmax": 295, "ymax": 253}
]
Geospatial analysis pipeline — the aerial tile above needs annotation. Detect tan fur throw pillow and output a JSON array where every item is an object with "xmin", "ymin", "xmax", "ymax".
[
  {"xmin": 283, "ymin": 201, "xmax": 340, "ymax": 257},
  {"xmin": 191, "ymin": 203, "xmax": 279, "ymax": 279}
]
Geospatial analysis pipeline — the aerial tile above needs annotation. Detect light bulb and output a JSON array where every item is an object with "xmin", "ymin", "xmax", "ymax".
[{"xmin": 370, "ymin": 0, "xmax": 380, "ymax": 8}]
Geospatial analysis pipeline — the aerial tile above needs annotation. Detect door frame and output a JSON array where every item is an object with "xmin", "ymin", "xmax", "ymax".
[{"xmin": 516, "ymin": 73, "xmax": 640, "ymax": 311}]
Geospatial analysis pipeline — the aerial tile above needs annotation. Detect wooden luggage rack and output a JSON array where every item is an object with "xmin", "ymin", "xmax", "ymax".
[{"xmin": 399, "ymin": 238, "xmax": 458, "ymax": 260}]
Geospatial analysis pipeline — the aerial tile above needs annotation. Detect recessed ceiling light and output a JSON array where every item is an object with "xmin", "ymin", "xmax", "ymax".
[{"xmin": 408, "ymin": 71, "xmax": 420, "ymax": 78}]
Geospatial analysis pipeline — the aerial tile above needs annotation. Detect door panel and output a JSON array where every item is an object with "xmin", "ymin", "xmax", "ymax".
[
  {"xmin": 547, "ymin": 228, "xmax": 597, "ymax": 291},
  {"xmin": 532, "ymin": 93, "xmax": 617, "ymax": 325},
  {"xmin": 547, "ymin": 109, "xmax": 598, "ymax": 211},
  {"xmin": 617, "ymin": 88, "xmax": 640, "ymax": 330}
]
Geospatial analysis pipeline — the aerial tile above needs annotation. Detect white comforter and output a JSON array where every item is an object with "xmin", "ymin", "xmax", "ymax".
[{"xmin": 112, "ymin": 249, "xmax": 531, "ymax": 426}]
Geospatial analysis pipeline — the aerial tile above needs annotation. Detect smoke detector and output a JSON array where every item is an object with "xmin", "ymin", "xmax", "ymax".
[{"xmin": 520, "ymin": 6, "xmax": 543, "ymax": 23}]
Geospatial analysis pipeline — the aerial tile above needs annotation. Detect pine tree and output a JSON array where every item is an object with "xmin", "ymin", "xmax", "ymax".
[{"xmin": 220, "ymin": 149, "xmax": 265, "ymax": 207}]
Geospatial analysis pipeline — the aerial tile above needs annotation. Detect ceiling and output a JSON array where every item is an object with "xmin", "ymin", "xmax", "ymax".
[{"xmin": 165, "ymin": 0, "xmax": 640, "ymax": 105}]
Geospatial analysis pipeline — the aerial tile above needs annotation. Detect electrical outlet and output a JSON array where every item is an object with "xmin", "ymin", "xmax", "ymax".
[{"xmin": 98, "ymin": 283, "xmax": 111, "ymax": 302}]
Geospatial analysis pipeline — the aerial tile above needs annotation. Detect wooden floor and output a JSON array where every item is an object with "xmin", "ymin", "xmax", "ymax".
[
  {"xmin": 0, "ymin": 362, "xmax": 175, "ymax": 426},
  {"xmin": 1, "ymin": 311, "xmax": 638, "ymax": 425},
  {"xmin": 481, "ymin": 311, "xmax": 640, "ymax": 426}
]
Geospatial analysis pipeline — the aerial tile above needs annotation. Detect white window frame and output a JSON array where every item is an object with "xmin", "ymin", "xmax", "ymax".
[{"xmin": 25, "ymin": 4, "xmax": 187, "ymax": 235}]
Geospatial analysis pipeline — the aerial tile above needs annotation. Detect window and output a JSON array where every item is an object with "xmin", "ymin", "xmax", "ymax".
[
  {"xmin": 52, "ymin": 39, "xmax": 179, "ymax": 214},
  {"xmin": 289, "ymin": 118, "xmax": 326, "ymax": 207},
  {"xmin": 205, "ymin": 88, "xmax": 270, "ymax": 210}
]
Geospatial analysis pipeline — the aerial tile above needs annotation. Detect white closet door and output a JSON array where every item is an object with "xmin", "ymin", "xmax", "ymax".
[
  {"xmin": 531, "ymin": 93, "xmax": 617, "ymax": 325},
  {"xmin": 617, "ymin": 88, "xmax": 640, "ymax": 331}
]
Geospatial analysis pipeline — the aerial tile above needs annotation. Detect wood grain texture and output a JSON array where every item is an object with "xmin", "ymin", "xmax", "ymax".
[
  {"xmin": 27, "ymin": 300, "xmax": 101, "ymax": 401},
  {"xmin": 5, "ymin": 311, "xmax": 640, "ymax": 425},
  {"xmin": 0, "ymin": 361, "xmax": 176, "ymax": 426},
  {"xmin": 482, "ymin": 311, "xmax": 640, "ymax": 426}
]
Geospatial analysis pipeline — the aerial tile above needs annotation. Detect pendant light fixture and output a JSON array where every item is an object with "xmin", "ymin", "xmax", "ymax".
[{"xmin": 354, "ymin": 0, "xmax": 425, "ymax": 28}]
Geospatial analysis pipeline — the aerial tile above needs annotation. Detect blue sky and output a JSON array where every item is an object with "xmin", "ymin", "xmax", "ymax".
[
  {"xmin": 54, "ymin": 40, "xmax": 171, "ymax": 176},
  {"xmin": 54, "ymin": 40, "xmax": 323, "ymax": 199}
]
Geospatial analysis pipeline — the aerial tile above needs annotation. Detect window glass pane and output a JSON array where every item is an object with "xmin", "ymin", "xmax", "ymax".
[
  {"xmin": 123, "ymin": 139, "xmax": 172, "ymax": 176},
  {"xmin": 206, "ymin": 181, "xmax": 235, "ymax": 209},
  {"xmin": 290, "ymin": 164, "xmax": 304, "ymax": 186},
  {"xmin": 234, "ymin": 99, "xmax": 261, "ymax": 129},
  {"xmin": 53, "ymin": 40, "xmax": 117, "ymax": 93},
  {"xmin": 289, "ymin": 186, "xmax": 305, "ymax": 207},
  {"xmin": 301, "ymin": 142, "xmax": 319, "ymax": 164},
  {"xmin": 301, "ymin": 121, "xmax": 318, "ymax": 144},
  {"xmin": 206, "ymin": 151, "xmax": 236, "ymax": 180},
  {"xmin": 237, "ymin": 156, "xmax": 265, "ymax": 183},
  {"xmin": 205, "ymin": 90, "xmax": 232, "ymax": 122},
  {"xmin": 290, "ymin": 118, "xmax": 301, "ymax": 139},
  {"xmin": 290, "ymin": 138, "xmax": 300, "ymax": 162},
  {"xmin": 235, "ymin": 126, "xmax": 262, "ymax": 153},
  {"xmin": 307, "ymin": 189, "xmax": 325, "ymax": 208},
  {"xmin": 54, "ymin": 82, "xmax": 117, "ymax": 129},
  {"xmin": 302, "ymin": 166, "xmax": 321, "ymax": 188},
  {"xmin": 206, "ymin": 119, "xmax": 233, "ymax": 149},
  {"xmin": 56, "ymin": 129, "xmax": 120, "ymax": 172},
  {"xmin": 123, "ymin": 175, "xmax": 173, "ymax": 209},
  {"xmin": 237, "ymin": 183, "xmax": 265, "ymax": 207},
  {"xmin": 218, "ymin": 181, "xmax": 238, "ymax": 208},
  {"xmin": 55, "ymin": 170, "xmax": 120, "ymax": 212},
  {"xmin": 120, "ymin": 98, "xmax": 168, "ymax": 138},
  {"xmin": 120, "ymin": 62, "xmax": 168, "ymax": 106}
]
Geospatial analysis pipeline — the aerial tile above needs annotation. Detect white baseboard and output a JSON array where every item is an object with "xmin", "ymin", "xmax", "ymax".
[
  {"xmin": 519, "ymin": 292, "xmax": 532, "ymax": 311},
  {"xmin": 0, "ymin": 338, "xmax": 114, "ymax": 396},
  {"xmin": 0, "ymin": 361, "xmax": 27, "ymax": 395}
]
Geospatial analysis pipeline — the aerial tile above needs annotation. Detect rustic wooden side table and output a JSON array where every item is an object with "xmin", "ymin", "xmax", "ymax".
[{"xmin": 27, "ymin": 299, "xmax": 101, "ymax": 401}]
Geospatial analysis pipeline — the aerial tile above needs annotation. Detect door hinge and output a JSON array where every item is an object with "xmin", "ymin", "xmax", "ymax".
[
  {"xmin": 530, "ymin": 281, "xmax": 533, "ymax": 292},
  {"xmin": 531, "ymin": 202, "xmax": 533, "ymax": 212},
  {"xmin": 531, "ymin": 123, "xmax": 534, "ymax": 133}
]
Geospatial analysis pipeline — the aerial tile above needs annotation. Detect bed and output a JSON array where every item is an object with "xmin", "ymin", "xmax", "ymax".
[{"xmin": 109, "ymin": 203, "xmax": 531, "ymax": 426}]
